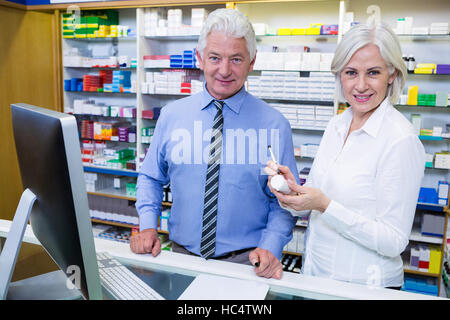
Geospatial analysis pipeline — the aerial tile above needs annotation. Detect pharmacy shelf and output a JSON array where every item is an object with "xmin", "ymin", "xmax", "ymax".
[
  {"xmin": 91, "ymin": 218, "xmax": 138, "ymax": 229},
  {"xmin": 403, "ymin": 262, "xmax": 441, "ymax": 278},
  {"xmin": 88, "ymin": 187, "xmax": 136, "ymax": 201},
  {"xmin": 410, "ymin": 227, "xmax": 443, "ymax": 245},
  {"xmin": 256, "ymin": 34, "xmax": 338, "ymax": 40},
  {"xmin": 64, "ymin": 91, "xmax": 136, "ymax": 95},
  {"xmin": 291, "ymin": 126, "xmax": 325, "ymax": 132},
  {"xmin": 397, "ymin": 34, "xmax": 450, "ymax": 40},
  {"xmin": 144, "ymin": 35, "xmax": 199, "ymax": 41},
  {"xmin": 419, "ymin": 136, "xmax": 448, "ymax": 141},
  {"xmin": 283, "ymin": 251, "xmax": 303, "ymax": 257},
  {"xmin": 395, "ymin": 104, "xmax": 450, "ymax": 109},
  {"xmin": 417, "ymin": 202, "xmax": 447, "ymax": 213},
  {"xmin": 64, "ymin": 66, "xmax": 136, "ymax": 70},
  {"xmin": 73, "ymin": 113, "xmax": 136, "ymax": 120},
  {"xmin": 64, "ymin": 37, "xmax": 137, "ymax": 42},
  {"xmin": 83, "ymin": 165, "xmax": 139, "ymax": 177}
]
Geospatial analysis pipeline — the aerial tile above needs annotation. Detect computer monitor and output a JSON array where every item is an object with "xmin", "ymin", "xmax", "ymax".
[{"xmin": 0, "ymin": 103, "xmax": 103, "ymax": 300}]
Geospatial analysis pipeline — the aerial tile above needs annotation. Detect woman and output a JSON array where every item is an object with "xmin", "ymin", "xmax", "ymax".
[{"xmin": 266, "ymin": 23, "xmax": 425, "ymax": 289}]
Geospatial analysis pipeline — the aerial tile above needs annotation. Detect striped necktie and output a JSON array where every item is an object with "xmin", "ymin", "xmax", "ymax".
[{"xmin": 200, "ymin": 100, "xmax": 224, "ymax": 259}]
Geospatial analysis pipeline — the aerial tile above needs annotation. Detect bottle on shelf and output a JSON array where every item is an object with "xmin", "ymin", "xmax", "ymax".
[{"xmin": 407, "ymin": 54, "xmax": 415, "ymax": 74}]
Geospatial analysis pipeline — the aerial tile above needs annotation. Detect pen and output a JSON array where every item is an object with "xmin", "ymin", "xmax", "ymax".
[{"xmin": 268, "ymin": 145, "xmax": 280, "ymax": 174}]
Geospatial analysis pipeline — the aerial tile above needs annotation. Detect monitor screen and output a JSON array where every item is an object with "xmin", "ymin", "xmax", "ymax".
[{"xmin": 10, "ymin": 103, "xmax": 102, "ymax": 300}]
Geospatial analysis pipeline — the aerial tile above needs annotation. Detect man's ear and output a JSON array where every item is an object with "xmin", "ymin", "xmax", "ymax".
[
  {"xmin": 249, "ymin": 50, "xmax": 257, "ymax": 73},
  {"xmin": 196, "ymin": 49, "xmax": 204, "ymax": 70}
]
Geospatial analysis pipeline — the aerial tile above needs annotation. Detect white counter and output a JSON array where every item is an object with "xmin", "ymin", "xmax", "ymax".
[{"xmin": 0, "ymin": 219, "xmax": 443, "ymax": 300}]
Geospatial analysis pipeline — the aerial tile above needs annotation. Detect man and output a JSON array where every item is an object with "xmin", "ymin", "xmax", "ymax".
[{"xmin": 130, "ymin": 8, "xmax": 298, "ymax": 280}]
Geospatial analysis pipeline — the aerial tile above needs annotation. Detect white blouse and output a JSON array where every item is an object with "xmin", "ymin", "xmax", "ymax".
[{"xmin": 292, "ymin": 98, "xmax": 425, "ymax": 287}]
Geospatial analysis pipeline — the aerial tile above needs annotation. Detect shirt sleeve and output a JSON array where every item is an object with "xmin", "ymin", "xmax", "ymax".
[
  {"xmin": 135, "ymin": 108, "xmax": 170, "ymax": 232},
  {"xmin": 258, "ymin": 120, "xmax": 299, "ymax": 259},
  {"xmin": 320, "ymin": 134, "xmax": 425, "ymax": 258}
]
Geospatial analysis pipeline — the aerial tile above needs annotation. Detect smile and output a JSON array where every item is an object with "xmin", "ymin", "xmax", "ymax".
[{"xmin": 354, "ymin": 94, "xmax": 373, "ymax": 102}]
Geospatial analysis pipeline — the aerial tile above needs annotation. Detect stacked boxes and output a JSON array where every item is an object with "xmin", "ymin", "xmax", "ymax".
[
  {"xmin": 63, "ymin": 10, "xmax": 124, "ymax": 39},
  {"xmin": 141, "ymin": 69, "xmax": 201, "ymax": 95},
  {"xmin": 169, "ymin": 50, "xmax": 196, "ymax": 68},
  {"xmin": 247, "ymin": 71, "xmax": 335, "ymax": 102},
  {"xmin": 300, "ymin": 143, "xmax": 319, "ymax": 158},
  {"xmin": 270, "ymin": 102, "xmax": 334, "ymax": 130},
  {"xmin": 62, "ymin": 13, "xmax": 75, "ymax": 38},
  {"xmin": 435, "ymin": 153, "xmax": 450, "ymax": 170},
  {"xmin": 144, "ymin": 7, "xmax": 208, "ymax": 37},
  {"xmin": 253, "ymin": 52, "xmax": 334, "ymax": 72},
  {"xmin": 408, "ymin": 244, "xmax": 442, "ymax": 274},
  {"xmin": 438, "ymin": 181, "xmax": 449, "ymax": 205},
  {"xmin": 141, "ymin": 126, "xmax": 155, "ymax": 144},
  {"xmin": 402, "ymin": 275, "xmax": 438, "ymax": 296},
  {"xmin": 276, "ymin": 24, "xmax": 338, "ymax": 36},
  {"xmin": 88, "ymin": 194, "xmax": 139, "ymax": 225},
  {"xmin": 72, "ymin": 99, "xmax": 136, "ymax": 118},
  {"xmin": 430, "ymin": 22, "xmax": 449, "ymax": 35}
]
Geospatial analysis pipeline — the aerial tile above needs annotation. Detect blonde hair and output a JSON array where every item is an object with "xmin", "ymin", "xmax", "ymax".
[{"xmin": 331, "ymin": 23, "xmax": 406, "ymax": 104}]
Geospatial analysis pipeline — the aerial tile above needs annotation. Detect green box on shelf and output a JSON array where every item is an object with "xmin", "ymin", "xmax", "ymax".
[
  {"xmin": 115, "ymin": 148, "xmax": 135, "ymax": 160},
  {"xmin": 126, "ymin": 182, "xmax": 137, "ymax": 197}
]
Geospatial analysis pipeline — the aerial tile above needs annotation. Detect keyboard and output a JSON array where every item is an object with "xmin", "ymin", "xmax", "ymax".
[{"xmin": 96, "ymin": 252, "xmax": 165, "ymax": 300}]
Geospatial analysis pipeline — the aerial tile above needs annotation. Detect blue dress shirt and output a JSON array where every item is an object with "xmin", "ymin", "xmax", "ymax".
[{"xmin": 136, "ymin": 85, "xmax": 299, "ymax": 259}]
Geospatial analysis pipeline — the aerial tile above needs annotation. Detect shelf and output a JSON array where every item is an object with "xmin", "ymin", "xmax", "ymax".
[
  {"xmin": 403, "ymin": 263, "xmax": 441, "ymax": 278},
  {"xmin": 419, "ymin": 136, "xmax": 447, "ymax": 141},
  {"xmin": 282, "ymin": 251, "xmax": 303, "ymax": 257},
  {"xmin": 64, "ymin": 66, "xmax": 136, "ymax": 70},
  {"xmin": 256, "ymin": 34, "xmax": 338, "ymax": 40},
  {"xmin": 64, "ymin": 90, "xmax": 136, "ymax": 95},
  {"xmin": 91, "ymin": 218, "xmax": 138, "ymax": 229},
  {"xmin": 144, "ymin": 35, "xmax": 199, "ymax": 41},
  {"xmin": 417, "ymin": 202, "xmax": 447, "ymax": 212},
  {"xmin": 397, "ymin": 34, "xmax": 450, "ymax": 40},
  {"xmin": 73, "ymin": 113, "xmax": 136, "ymax": 120},
  {"xmin": 64, "ymin": 37, "xmax": 137, "ymax": 42},
  {"xmin": 395, "ymin": 104, "xmax": 449, "ymax": 109},
  {"xmin": 409, "ymin": 227, "xmax": 443, "ymax": 245},
  {"xmin": 291, "ymin": 126, "xmax": 325, "ymax": 131},
  {"xmin": 88, "ymin": 187, "xmax": 136, "ymax": 201},
  {"xmin": 83, "ymin": 165, "xmax": 139, "ymax": 177}
]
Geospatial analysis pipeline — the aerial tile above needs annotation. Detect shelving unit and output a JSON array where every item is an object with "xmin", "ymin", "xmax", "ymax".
[{"xmin": 57, "ymin": 0, "xmax": 449, "ymax": 294}]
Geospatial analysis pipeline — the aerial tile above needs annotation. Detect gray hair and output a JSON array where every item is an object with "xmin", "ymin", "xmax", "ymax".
[
  {"xmin": 331, "ymin": 22, "xmax": 406, "ymax": 105},
  {"xmin": 197, "ymin": 8, "xmax": 257, "ymax": 61}
]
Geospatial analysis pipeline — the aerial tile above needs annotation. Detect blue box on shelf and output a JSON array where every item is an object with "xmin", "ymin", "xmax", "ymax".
[
  {"xmin": 402, "ymin": 276, "xmax": 438, "ymax": 296},
  {"xmin": 418, "ymin": 187, "xmax": 439, "ymax": 204}
]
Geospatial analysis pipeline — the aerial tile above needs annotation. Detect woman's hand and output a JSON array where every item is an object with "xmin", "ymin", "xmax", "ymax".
[
  {"xmin": 277, "ymin": 181, "xmax": 331, "ymax": 213},
  {"xmin": 264, "ymin": 160, "xmax": 297, "ymax": 196},
  {"xmin": 264, "ymin": 161, "xmax": 331, "ymax": 213}
]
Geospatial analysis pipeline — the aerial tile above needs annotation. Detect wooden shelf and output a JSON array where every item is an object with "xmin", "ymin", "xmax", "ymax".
[{"xmin": 91, "ymin": 218, "xmax": 137, "ymax": 229}]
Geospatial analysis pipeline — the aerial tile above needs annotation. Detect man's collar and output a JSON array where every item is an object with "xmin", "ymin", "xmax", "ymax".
[{"xmin": 200, "ymin": 83, "xmax": 247, "ymax": 114}]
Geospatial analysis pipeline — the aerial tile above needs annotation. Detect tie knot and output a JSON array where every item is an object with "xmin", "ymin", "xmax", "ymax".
[{"xmin": 213, "ymin": 100, "xmax": 224, "ymax": 112}]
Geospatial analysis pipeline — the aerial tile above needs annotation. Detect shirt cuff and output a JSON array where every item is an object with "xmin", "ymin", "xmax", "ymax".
[
  {"xmin": 138, "ymin": 211, "xmax": 159, "ymax": 232},
  {"xmin": 321, "ymin": 199, "xmax": 355, "ymax": 234},
  {"xmin": 258, "ymin": 231, "xmax": 287, "ymax": 260},
  {"xmin": 278, "ymin": 200, "xmax": 311, "ymax": 217}
]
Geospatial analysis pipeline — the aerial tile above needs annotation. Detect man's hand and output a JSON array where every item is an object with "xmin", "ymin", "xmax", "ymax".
[
  {"xmin": 129, "ymin": 228, "xmax": 161, "ymax": 257},
  {"xmin": 249, "ymin": 248, "xmax": 283, "ymax": 280}
]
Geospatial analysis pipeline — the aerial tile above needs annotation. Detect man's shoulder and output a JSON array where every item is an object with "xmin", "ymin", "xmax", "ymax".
[
  {"xmin": 158, "ymin": 93, "xmax": 202, "ymax": 120},
  {"xmin": 244, "ymin": 92, "xmax": 291, "ymax": 127}
]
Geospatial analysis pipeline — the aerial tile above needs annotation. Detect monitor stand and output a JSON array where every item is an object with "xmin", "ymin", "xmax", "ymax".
[{"xmin": 0, "ymin": 189, "xmax": 82, "ymax": 300}]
